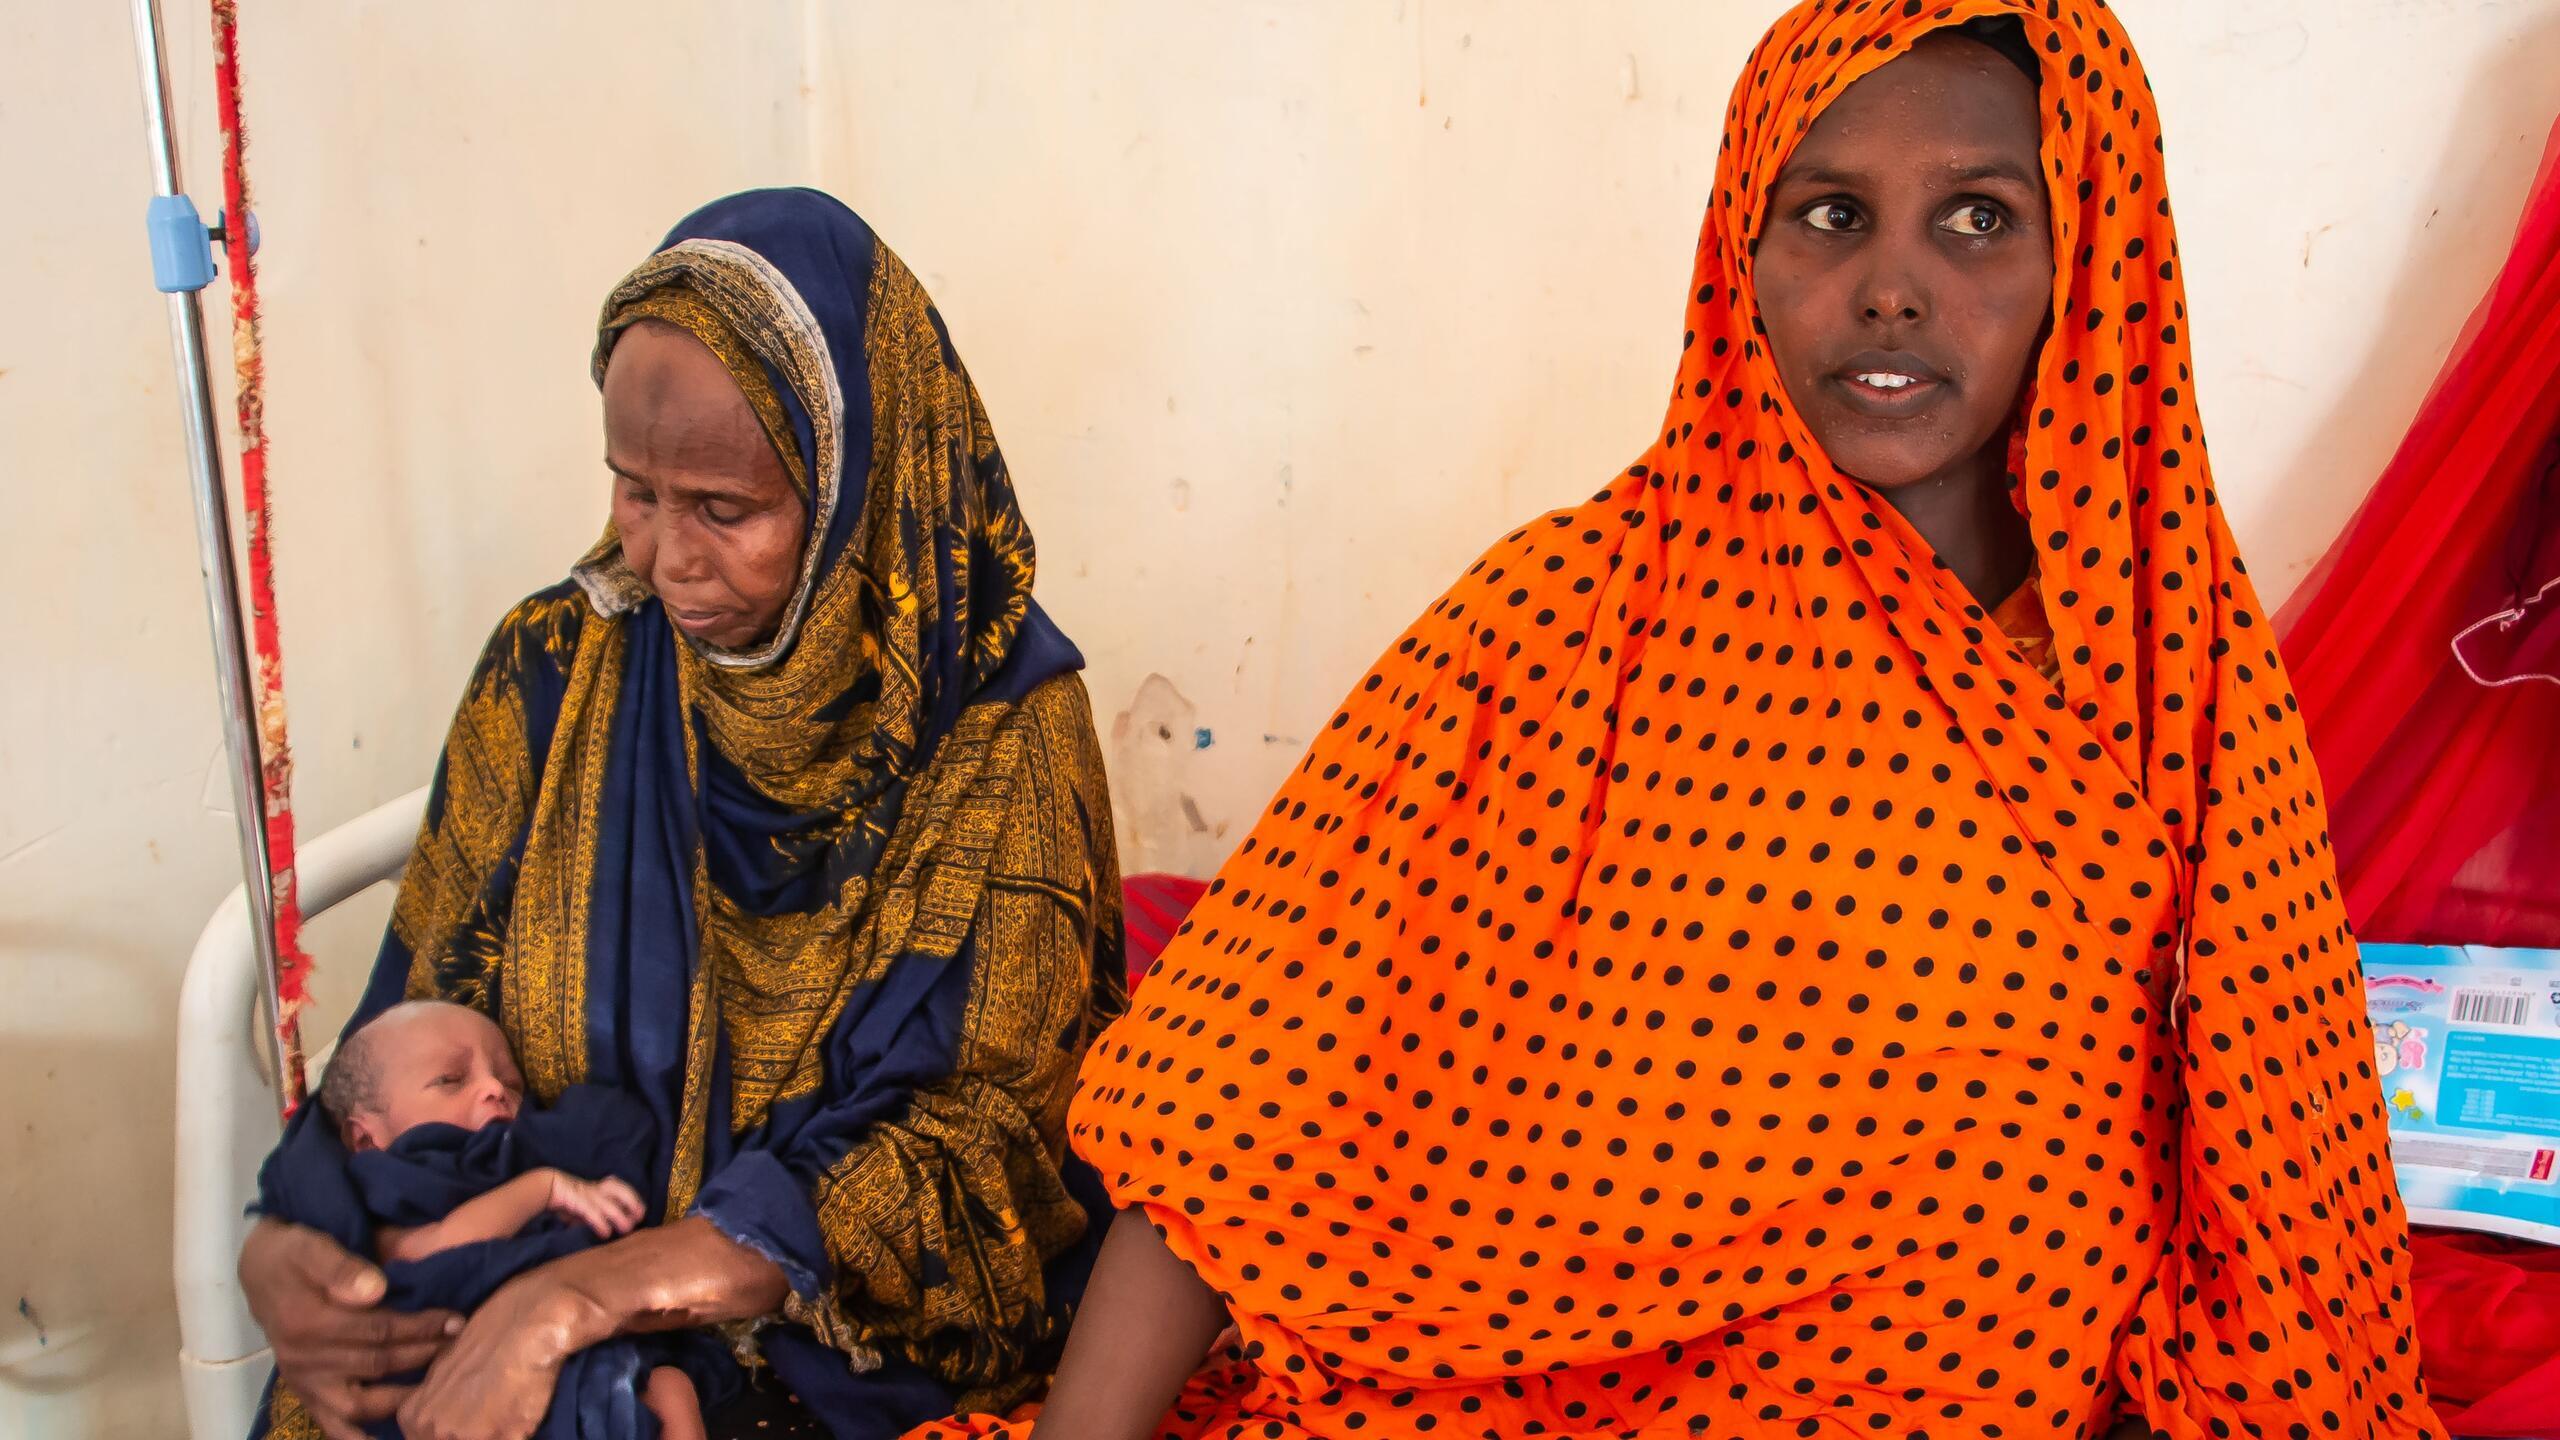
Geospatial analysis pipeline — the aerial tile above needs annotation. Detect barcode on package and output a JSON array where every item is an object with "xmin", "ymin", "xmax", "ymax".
[
  {"xmin": 2394, "ymin": 1137, "xmax": 2559, "ymax": 1181},
  {"xmin": 2452, "ymin": 988, "xmax": 2537, "ymax": 1028}
]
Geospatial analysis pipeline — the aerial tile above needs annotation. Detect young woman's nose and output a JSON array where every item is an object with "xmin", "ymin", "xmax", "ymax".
[{"xmin": 1854, "ymin": 243, "xmax": 1930, "ymax": 325}]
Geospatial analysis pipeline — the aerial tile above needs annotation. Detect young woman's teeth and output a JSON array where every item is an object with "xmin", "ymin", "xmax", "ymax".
[{"xmin": 1856, "ymin": 372, "xmax": 1917, "ymax": 390}]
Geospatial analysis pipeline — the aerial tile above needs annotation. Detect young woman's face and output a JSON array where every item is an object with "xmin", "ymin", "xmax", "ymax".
[
  {"xmin": 603, "ymin": 321, "xmax": 807, "ymax": 650},
  {"xmin": 1754, "ymin": 34, "xmax": 2052, "ymax": 491}
]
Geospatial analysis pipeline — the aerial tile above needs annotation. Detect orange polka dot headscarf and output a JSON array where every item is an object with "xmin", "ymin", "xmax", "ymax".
[{"xmin": 1063, "ymin": 3, "xmax": 2443, "ymax": 1437}]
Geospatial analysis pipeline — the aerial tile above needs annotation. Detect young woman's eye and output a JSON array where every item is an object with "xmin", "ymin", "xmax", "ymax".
[
  {"xmin": 1939, "ymin": 202, "xmax": 2008, "ymax": 236},
  {"xmin": 1800, "ymin": 200, "xmax": 1862, "ymax": 233}
]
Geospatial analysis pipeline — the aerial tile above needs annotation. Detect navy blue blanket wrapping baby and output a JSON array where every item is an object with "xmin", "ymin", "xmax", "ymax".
[{"xmin": 254, "ymin": 1085, "xmax": 737, "ymax": 1439}]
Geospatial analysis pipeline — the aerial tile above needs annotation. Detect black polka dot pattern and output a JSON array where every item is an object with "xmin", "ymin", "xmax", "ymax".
[{"xmin": 921, "ymin": 3, "xmax": 2441, "ymax": 1438}]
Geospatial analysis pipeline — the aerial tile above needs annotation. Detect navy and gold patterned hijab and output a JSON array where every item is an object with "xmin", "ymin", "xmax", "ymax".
[{"xmin": 261, "ymin": 189, "xmax": 1123, "ymax": 1437}]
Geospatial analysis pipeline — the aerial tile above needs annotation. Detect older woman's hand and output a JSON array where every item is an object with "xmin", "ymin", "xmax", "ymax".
[
  {"xmin": 391, "ymin": 1212, "xmax": 789, "ymax": 1438},
  {"xmin": 237, "ymin": 1218, "xmax": 460, "ymax": 1440},
  {"xmin": 394, "ymin": 1271, "xmax": 590, "ymax": 1440}
]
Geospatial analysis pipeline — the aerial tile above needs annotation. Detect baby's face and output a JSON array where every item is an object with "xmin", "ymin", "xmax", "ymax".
[{"xmin": 348, "ymin": 1005, "xmax": 526, "ymax": 1150}]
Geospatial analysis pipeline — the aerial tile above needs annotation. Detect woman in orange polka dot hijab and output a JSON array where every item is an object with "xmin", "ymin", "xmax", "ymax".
[{"xmin": 921, "ymin": 3, "xmax": 2443, "ymax": 1438}]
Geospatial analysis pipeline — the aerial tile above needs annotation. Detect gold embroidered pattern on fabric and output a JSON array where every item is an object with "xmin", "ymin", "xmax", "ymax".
[
  {"xmin": 263, "ymin": 1389, "xmax": 323, "ymax": 1440},
  {"xmin": 503, "ymin": 619, "xmax": 624, "ymax": 1099},
  {"xmin": 378, "ymin": 224, "xmax": 1114, "ymax": 1408},
  {"xmin": 392, "ymin": 591, "xmax": 586, "ymax": 1011},
  {"xmin": 797, "ymin": 675, "xmax": 1125, "ymax": 1410},
  {"xmin": 653, "ymin": 241, "xmax": 1061, "ymax": 1126},
  {"xmin": 664, "ymin": 904, "xmax": 722, "ymax": 1223},
  {"xmin": 862, "ymin": 250, "xmax": 1038, "ymax": 731},
  {"xmin": 677, "ymin": 567, "xmax": 876, "ymax": 814}
]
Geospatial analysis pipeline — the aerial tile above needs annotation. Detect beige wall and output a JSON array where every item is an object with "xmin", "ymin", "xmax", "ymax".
[{"xmin": 5, "ymin": 2, "xmax": 2556, "ymax": 1432}]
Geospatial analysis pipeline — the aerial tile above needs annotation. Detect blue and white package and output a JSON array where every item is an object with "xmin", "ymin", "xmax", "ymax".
[{"xmin": 2361, "ymin": 943, "xmax": 2560, "ymax": 1243}]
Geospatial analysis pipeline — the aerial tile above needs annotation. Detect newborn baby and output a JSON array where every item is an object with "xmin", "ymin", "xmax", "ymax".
[
  {"xmin": 310, "ymin": 1001, "xmax": 710, "ymax": 1440},
  {"xmin": 323, "ymin": 1002, "xmax": 650, "ymax": 1264}
]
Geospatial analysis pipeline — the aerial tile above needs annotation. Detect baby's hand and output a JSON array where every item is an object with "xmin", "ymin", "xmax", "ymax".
[{"xmin": 542, "ymin": 1171, "xmax": 646, "ymax": 1238}]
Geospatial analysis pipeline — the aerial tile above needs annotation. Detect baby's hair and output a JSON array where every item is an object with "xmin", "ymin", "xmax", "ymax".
[
  {"xmin": 316, "ymin": 1019, "xmax": 387, "ymax": 1136},
  {"xmin": 315, "ymin": 998, "xmax": 478, "ymax": 1139}
]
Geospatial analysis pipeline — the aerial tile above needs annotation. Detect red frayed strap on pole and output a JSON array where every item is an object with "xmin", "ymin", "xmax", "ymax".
[{"xmin": 211, "ymin": 0, "xmax": 312, "ymax": 1109}]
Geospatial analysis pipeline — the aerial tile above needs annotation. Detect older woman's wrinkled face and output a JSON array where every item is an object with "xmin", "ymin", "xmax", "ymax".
[
  {"xmin": 1754, "ymin": 33, "xmax": 2052, "ymax": 492},
  {"xmin": 604, "ymin": 321, "xmax": 805, "ymax": 650}
]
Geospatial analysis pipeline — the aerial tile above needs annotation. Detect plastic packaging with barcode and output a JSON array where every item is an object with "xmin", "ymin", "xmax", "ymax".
[{"xmin": 2361, "ymin": 944, "xmax": 2560, "ymax": 1243}]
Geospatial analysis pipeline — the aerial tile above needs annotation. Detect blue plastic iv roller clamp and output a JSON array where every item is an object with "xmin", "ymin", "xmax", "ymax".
[{"xmin": 147, "ymin": 196, "xmax": 257, "ymax": 294}]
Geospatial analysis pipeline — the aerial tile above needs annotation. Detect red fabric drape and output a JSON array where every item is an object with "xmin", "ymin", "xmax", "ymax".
[
  {"xmin": 1122, "ymin": 873, "xmax": 1208, "ymax": 988},
  {"xmin": 2282, "ymin": 116, "xmax": 2560, "ymax": 1436},
  {"xmin": 2279, "ymin": 118, "xmax": 2560, "ymax": 949},
  {"xmin": 2410, "ymin": 1233, "xmax": 2560, "ymax": 1437}
]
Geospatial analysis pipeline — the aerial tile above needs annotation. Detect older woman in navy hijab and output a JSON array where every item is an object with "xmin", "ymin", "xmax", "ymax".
[{"xmin": 238, "ymin": 189, "xmax": 1126, "ymax": 1440}]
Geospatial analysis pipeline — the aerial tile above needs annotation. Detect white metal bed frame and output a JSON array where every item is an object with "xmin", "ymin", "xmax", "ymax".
[{"xmin": 174, "ymin": 786, "xmax": 429, "ymax": 1440}]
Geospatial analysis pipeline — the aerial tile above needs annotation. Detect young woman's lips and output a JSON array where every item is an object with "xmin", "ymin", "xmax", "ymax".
[{"xmin": 1830, "ymin": 362, "xmax": 1947, "ymax": 417}]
